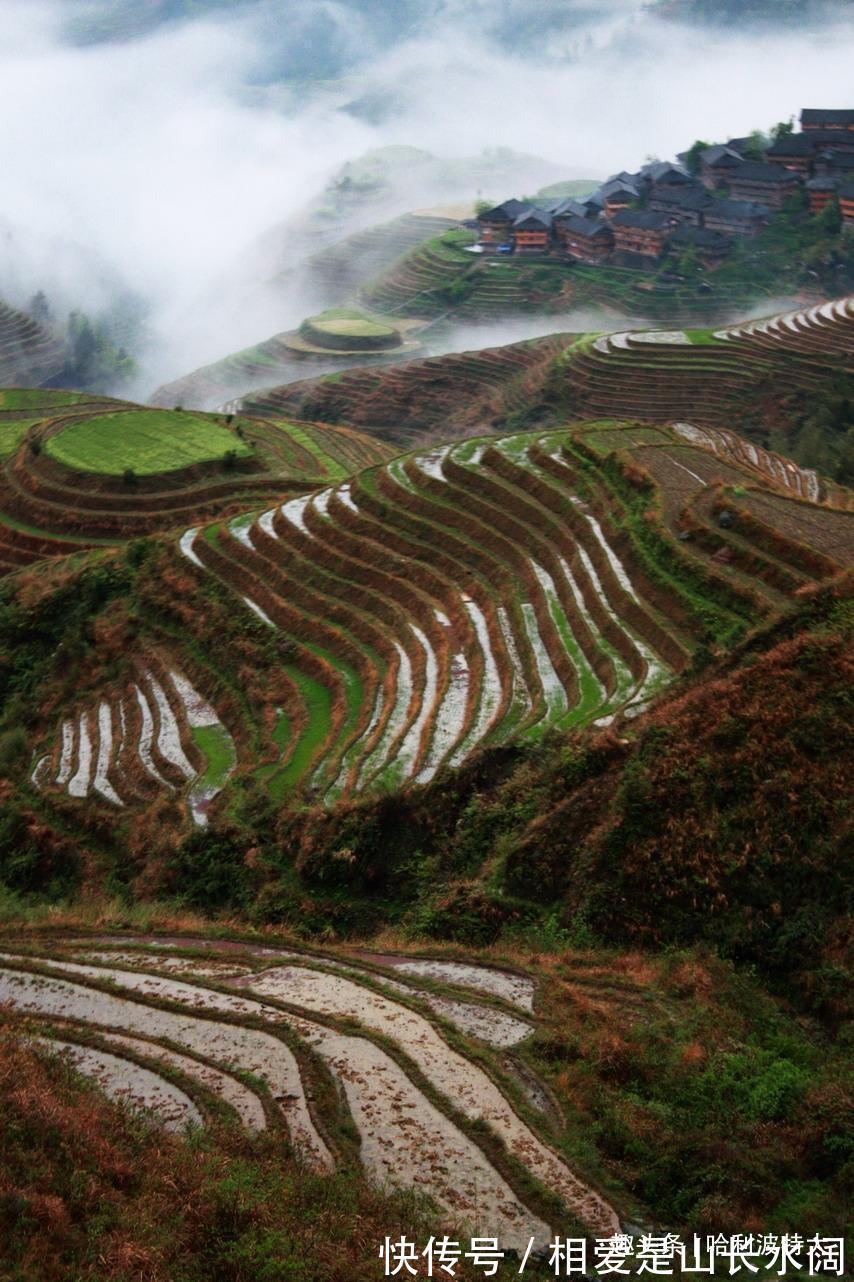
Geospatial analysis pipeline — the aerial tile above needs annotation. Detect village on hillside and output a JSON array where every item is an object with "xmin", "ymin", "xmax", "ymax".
[{"xmin": 473, "ymin": 107, "xmax": 854, "ymax": 268}]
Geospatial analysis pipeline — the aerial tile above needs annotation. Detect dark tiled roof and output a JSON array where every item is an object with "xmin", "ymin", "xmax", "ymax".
[
  {"xmin": 839, "ymin": 182, "xmax": 854, "ymax": 199},
  {"xmin": 640, "ymin": 161, "xmax": 691, "ymax": 182},
  {"xmin": 729, "ymin": 162, "xmax": 801, "ymax": 185},
  {"xmin": 606, "ymin": 170, "xmax": 640, "ymax": 186},
  {"xmin": 513, "ymin": 210, "xmax": 552, "ymax": 230},
  {"xmin": 806, "ymin": 176, "xmax": 840, "ymax": 190},
  {"xmin": 803, "ymin": 129, "xmax": 854, "ymax": 146},
  {"xmin": 801, "ymin": 109, "xmax": 854, "ymax": 127},
  {"xmin": 612, "ymin": 210, "xmax": 673, "ymax": 230},
  {"xmin": 701, "ymin": 145, "xmax": 744, "ymax": 167},
  {"xmin": 601, "ymin": 179, "xmax": 640, "ymax": 199},
  {"xmin": 651, "ymin": 187, "xmax": 713, "ymax": 211},
  {"xmin": 552, "ymin": 198, "xmax": 589, "ymax": 219},
  {"xmin": 561, "ymin": 215, "xmax": 612, "ymax": 238},
  {"xmin": 705, "ymin": 198, "xmax": 771, "ymax": 219},
  {"xmin": 669, "ymin": 226, "xmax": 731, "ymax": 250},
  {"xmin": 604, "ymin": 186, "xmax": 638, "ymax": 203},
  {"xmin": 824, "ymin": 152, "xmax": 854, "ymax": 169},
  {"xmin": 478, "ymin": 198, "xmax": 529, "ymax": 221},
  {"xmin": 766, "ymin": 134, "xmax": 816, "ymax": 157}
]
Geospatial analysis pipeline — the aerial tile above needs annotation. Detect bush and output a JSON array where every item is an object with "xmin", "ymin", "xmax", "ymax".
[{"xmin": 0, "ymin": 727, "xmax": 26, "ymax": 774}]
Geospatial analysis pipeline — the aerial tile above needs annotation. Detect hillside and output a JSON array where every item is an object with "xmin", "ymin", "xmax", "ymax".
[
  {"xmin": 243, "ymin": 295, "xmax": 854, "ymax": 484},
  {"xmin": 0, "ymin": 403, "xmax": 846, "ymax": 842},
  {"xmin": 0, "ymin": 303, "xmax": 851, "ymax": 1272},
  {"xmin": 0, "ymin": 391, "xmax": 393, "ymax": 575},
  {"xmin": 354, "ymin": 223, "xmax": 833, "ymax": 328},
  {"xmin": 152, "ymin": 213, "xmax": 462, "ymax": 411},
  {"xmin": 0, "ymin": 581, "xmax": 850, "ymax": 1264},
  {"xmin": 0, "ymin": 301, "xmax": 66, "ymax": 388}
]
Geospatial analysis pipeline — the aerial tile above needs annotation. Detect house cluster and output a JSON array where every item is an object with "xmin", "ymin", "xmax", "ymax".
[{"xmin": 475, "ymin": 108, "xmax": 854, "ymax": 269}]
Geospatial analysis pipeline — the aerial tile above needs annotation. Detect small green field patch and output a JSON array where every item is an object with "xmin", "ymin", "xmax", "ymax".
[
  {"xmin": 0, "ymin": 419, "xmax": 43, "ymax": 460},
  {"xmin": 45, "ymin": 410, "xmax": 252, "ymax": 475},
  {"xmin": 0, "ymin": 389, "xmax": 95, "ymax": 410},
  {"xmin": 191, "ymin": 724, "xmax": 236, "ymax": 793}
]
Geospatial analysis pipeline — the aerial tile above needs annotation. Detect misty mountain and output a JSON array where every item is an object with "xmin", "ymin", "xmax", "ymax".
[{"xmin": 651, "ymin": 0, "xmax": 845, "ymax": 24}]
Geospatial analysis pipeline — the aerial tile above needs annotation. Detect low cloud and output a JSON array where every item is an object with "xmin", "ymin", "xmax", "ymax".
[{"xmin": 0, "ymin": 0, "xmax": 852, "ymax": 396}]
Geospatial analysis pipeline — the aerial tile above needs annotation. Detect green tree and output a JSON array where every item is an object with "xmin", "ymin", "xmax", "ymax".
[
  {"xmin": 771, "ymin": 118, "xmax": 795, "ymax": 141},
  {"xmin": 29, "ymin": 290, "xmax": 51, "ymax": 328},
  {"xmin": 683, "ymin": 139, "xmax": 711, "ymax": 175}
]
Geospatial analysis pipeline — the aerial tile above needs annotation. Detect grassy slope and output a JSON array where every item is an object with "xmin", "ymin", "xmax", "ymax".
[
  {"xmin": 0, "ymin": 1029, "xmax": 474, "ymax": 1282},
  {"xmin": 45, "ymin": 410, "xmax": 253, "ymax": 476}
]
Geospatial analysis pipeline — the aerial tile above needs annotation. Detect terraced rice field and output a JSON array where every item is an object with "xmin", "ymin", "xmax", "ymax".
[
  {"xmin": 0, "ymin": 933, "xmax": 618, "ymax": 1243},
  {"xmin": 116, "ymin": 418, "xmax": 843, "ymax": 811},
  {"xmin": 150, "ymin": 214, "xmax": 461, "ymax": 411},
  {"xmin": 28, "ymin": 410, "xmax": 850, "ymax": 820},
  {"xmin": 557, "ymin": 297, "xmax": 854, "ymax": 504},
  {"xmin": 245, "ymin": 295, "xmax": 854, "ymax": 505},
  {"xmin": 33, "ymin": 665, "xmax": 236, "ymax": 827},
  {"xmin": 170, "ymin": 431, "xmax": 683, "ymax": 803},
  {"xmin": 0, "ymin": 300, "xmax": 66, "ymax": 386},
  {"xmin": 241, "ymin": 335, "xmax": 571, "ymax": 447},
  {"xmin": 0, "ymin": 398, "xmax": 394, "ymax": 575}
]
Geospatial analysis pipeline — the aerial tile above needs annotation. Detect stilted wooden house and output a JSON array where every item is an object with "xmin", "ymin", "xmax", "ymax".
[
  {"xmin": 699, "ymin": 145, "xmax": 745, "ymax": 190},
  {"xmin": 512, "ymin": 209, "xmax": 552, "ymax": 252},
  {"xmin": 703, "ymin": 198, "xmax": 770, "ymax": 236},
  {"xmin": 611, "ymin": 210, "xmax": 673, "ymax": 258},
  {"xmin": 476, "ymin": 199, "xmax": 529, "ymax": 244},
  {"xmin": 728, "ymin": 162, "xmax": 802, "ymax": 208},
  {"xmin": 603, "ymin": 186, "xmax": 638, "ymax": 219},
  {"xmin": 668, "ymin": 225, "xmax": 732, "ymax": 266},
  {"xmin": 801, "ymin": 109, "xmax": 854, "ymax": 132},
  {"xmin": 557, "ymin": 215, "xmax": 614, "ymax": 262},
  {"xmin": 649, "ymin": 186, "xmax": 712, "ymax": 226},
  {"xmin": 765, "ymin": 134, "xmax": 817, "ymax": 174},
  {"xmin": 806, "ymin": 176, "xmax": 840, "ymax": 214},
  {"xmin": 840, "ymin": 182, "xmax": 854, "ymax": 224}
]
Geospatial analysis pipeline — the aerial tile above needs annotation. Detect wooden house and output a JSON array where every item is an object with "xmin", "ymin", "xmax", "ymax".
[
  {"xmin": 703, "ymin": 198, "xmax": 770, "ymax": 236},
  {"xmin": 611, "ymin": 210, "xmax": 673, "ymax": 258},
  {"xmin": 800, "ymin": 129, "xmax": 854, "ymax": 155},
  {"xmin": 668, "ymin": 225, "xmax": 732, "ymax": 266},
  {"xmin": 557, "ymin": 215, "xmax": 614, "ymax": 263},
  {"xmin": 550, "ymin": 197, "xmax": 589, "ymax": 221},
  {"xmin": 476, "ymin": 198, "xmax": 529, "ymax": 244},
  {"xmin": 806, "ymin": 176, "xmax": 840, "ymax": 213},
  {"xmin": 727, "ymin": 162, "xmax": 802, "ymax": 208},
  {"xmin": 639, "ymin": 161, "xmax": 693, "ymax": 188},
  {"xmin": 801, "ymin": 109, "xmax": 854, "ymax": 132},
  {"xmin": 603, "ymin": 186, "xmax": 638, "ymax": 218},
  {"xmin": 649, "ymin": 186, "xmax": 712, "ymax": 226},
  {"xmin": 700, "ymin": 145, "xmax": 745, "ymax": 190},
  {"xmin": 512, "ymin": 209, "xmax": 552, "ymax": 252},
  {"xmin": 840, "ymin": 182, "xmax": 854, "ymax": 224},
  {"xmin": 815, "ymin": 151, "xmax": 854, "ymax": 180},
  {"xmin": 765, "ymin": 134, "xmax": 816, "ymax": 174}
]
